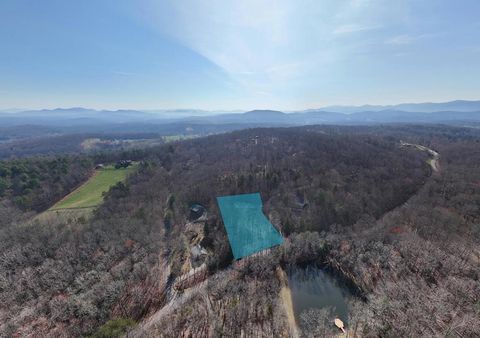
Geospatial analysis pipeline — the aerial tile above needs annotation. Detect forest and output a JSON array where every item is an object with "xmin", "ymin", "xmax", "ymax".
[
  {"xmin": 0, "ymin": 156, "xmax": 92, "ymax": 211},
  {"xmin": 0, "ymin": 124, "xmax": 478, "ymax": 337}
]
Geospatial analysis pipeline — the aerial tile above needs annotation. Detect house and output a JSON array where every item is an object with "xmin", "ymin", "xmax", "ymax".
[{"xmin": 115, "ymin": 160, "xmax": 132, "ymax": 169}]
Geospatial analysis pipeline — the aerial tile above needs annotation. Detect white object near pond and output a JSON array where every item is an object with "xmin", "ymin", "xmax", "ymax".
[{"xmin": 334, "ymin": 318, "xmax": 345, "ymax": 333}]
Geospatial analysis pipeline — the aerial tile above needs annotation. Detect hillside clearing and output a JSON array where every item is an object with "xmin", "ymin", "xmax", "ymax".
[{"xmin": 50, "ymin": 164, "xmax": 137, "ymax": 210}]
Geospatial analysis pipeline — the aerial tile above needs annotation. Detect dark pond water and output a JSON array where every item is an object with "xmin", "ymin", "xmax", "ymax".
[{"xmin": 288, "ymin": 265, "xmax": 351, "ymax": 325}]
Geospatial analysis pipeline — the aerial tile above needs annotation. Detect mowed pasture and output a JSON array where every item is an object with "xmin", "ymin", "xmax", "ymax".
[{"xmin": 50, "ymin": 164, "xmax": 137, "ymax": 210}]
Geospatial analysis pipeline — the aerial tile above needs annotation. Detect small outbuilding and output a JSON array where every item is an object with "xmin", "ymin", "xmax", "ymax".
[{"xmin": 189, "ymin": 204, "xmax": 206, "ymax": 221}]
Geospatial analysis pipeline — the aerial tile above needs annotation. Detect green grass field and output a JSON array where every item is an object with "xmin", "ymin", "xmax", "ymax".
[{"xmin": 50, "ymin": 164, "xmax": 137, "ymax": 210}]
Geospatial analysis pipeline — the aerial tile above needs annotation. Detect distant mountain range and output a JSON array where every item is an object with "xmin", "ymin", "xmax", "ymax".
[
  {"xmin": 1, "ymin": 100, "xmax": 479, "ymax": 129},
  {"xmin": 317, "ymin": 100, "xmax": 480, "ymax": 113},
  {"xmin": 202, "ymin": 109, "xmax": 480, "ymax": 125}
]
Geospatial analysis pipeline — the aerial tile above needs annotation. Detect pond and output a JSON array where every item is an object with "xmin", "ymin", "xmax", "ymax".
[{"xmin": 288, "ymin": 265, "xmax": 352, "ymax": 326}]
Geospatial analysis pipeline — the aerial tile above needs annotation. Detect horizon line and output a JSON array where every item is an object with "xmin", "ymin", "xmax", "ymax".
[{"xmin": 2, "ymin": 98, "xmax": 480, "ymax": 113}]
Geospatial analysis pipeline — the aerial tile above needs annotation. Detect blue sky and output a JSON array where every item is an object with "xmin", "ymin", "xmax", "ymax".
[{"xmin": 1, "ymin": 0, "xmax": 479, "ymax": 110}]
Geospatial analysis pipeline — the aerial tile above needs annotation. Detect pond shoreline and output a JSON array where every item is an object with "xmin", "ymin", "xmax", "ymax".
[{"xmin": 286, "ymin": 263, "xmax": 362, "ymax": 336}]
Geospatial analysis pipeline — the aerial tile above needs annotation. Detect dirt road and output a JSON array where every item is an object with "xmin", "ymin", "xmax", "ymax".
[{"xmin": 400, "ymin": 141, "xmax": 440, "ymax": 172}]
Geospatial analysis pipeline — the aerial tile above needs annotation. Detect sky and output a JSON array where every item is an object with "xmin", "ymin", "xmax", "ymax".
[{"xmin": 1, "ymin": 0, "xmax": 480, "ymax": 111}]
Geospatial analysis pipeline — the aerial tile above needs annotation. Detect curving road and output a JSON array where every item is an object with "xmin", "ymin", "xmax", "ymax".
[{"xmin": 400, "ymin": 141, "xmax": 440, "ymax": 172}]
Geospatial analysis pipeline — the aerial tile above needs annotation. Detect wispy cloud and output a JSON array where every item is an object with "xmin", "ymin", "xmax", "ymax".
[
  {"xmin": 333, "ymin": 24, "xmax": 380, "ymax": 35},
  {"xmin": 127, "ymin": 0, "xmax": 480, "ymax": 108},
  {"xmin": 386, "ymin": 34, "xmax": 415, "ymax": 45},
  {"xmin": 138, "ymin": 0, "xmax": 400, "ymax": 88},
  {"xmin": 386, "ymin": 33, "xmax": 438, "ymax": 45}
]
